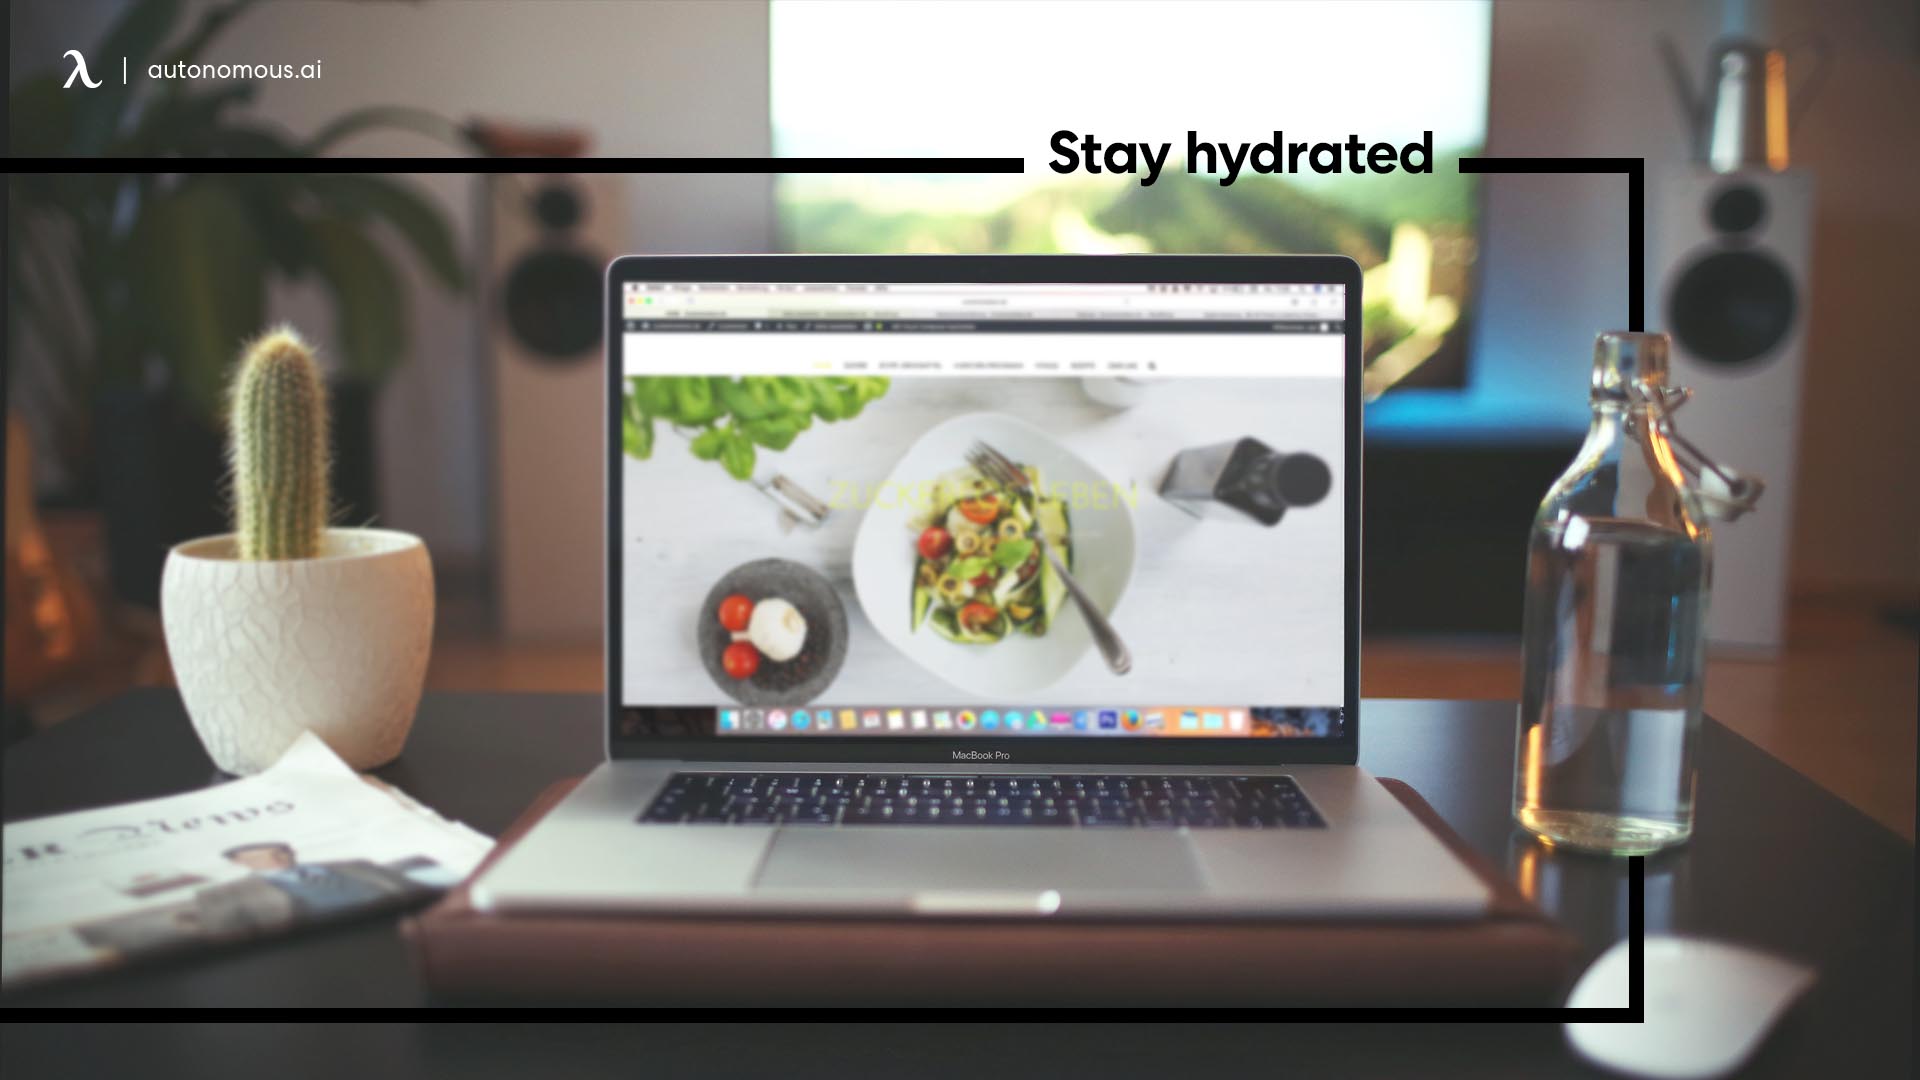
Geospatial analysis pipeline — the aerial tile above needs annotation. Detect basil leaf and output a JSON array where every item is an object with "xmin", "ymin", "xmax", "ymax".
[
  {"xmin": 821, "ymin": 377, "xmax": 874, "ymax": 419},
  {"xmin": 670, "ymin": 377, "xmax": 720, "ymax": 425},
  {"xmin": 622, "ymin": 403, "xmax": 654, "ymax": 460},
  {"xmin": 948, "ymin": 557, "xmax": 991, "ymax": 580},
  {"xmin": 764, "ymin": 376, "xmax": 811, "ymax": 414},
  {"xmin": 810, "ymin": 380, "xmax": 847, "ymax": 421},
  {"xmin": 719, "ymin": 430, "xmax": 756, "ymax": 480},
  {"xmin": 634, "ymin": 376, "xmax": 673, "ymax": 416},
  {"xmin": 742, "ymin": 415, "xmax": 802, "ymax": 451},
  {"xmin": 720, "ymin": 377, "xmax": 775, "ymax": 421},
  {"xmin": 689, "ymin": 428, "xmax": 726, "ymax": 461},
  {"xmin": 992, "ymin": 539, "xmax": 1034, "ymax": 568}
]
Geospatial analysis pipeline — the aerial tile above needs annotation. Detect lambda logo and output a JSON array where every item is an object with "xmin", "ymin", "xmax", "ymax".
[{"xmin": 63, "ymin": 50, "xmax": 102, "ymax": 88}]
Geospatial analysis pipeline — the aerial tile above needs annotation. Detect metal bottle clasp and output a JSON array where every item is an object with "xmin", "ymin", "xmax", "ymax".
[{"xmin": 1632, "ymin": 383, "xmax": 1767, "ymax": 522}]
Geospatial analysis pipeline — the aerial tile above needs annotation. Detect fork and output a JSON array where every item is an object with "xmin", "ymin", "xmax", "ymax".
[{"xmin": 966, "ymin": 440, "xmax": 1132, "ymax": 676}]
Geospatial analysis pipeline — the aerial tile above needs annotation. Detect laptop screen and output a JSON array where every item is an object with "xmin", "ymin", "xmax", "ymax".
[{"xmin": 614, "ymin": 278, "xmax": 1349, "ymax": 749}]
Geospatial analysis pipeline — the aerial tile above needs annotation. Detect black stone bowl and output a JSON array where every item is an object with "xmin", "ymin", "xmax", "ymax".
[{"xmin": 696, "ymin": 558, "xmax": 848, "ymax": 706}]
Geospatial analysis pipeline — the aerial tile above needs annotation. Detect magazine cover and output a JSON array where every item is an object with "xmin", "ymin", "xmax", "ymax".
[{"xmin": 2, "ymin": 734, "xmax": 493, "ymax": 988}]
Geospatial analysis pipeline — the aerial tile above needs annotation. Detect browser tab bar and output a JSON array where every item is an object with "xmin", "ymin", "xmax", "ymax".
[{"xmin": 619, "ymin": 281, "xmax": 1345, "ymax": 322}]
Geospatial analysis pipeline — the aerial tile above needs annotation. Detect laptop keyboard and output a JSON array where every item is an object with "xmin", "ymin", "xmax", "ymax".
[{"xmin": 639, "ymin": 773, "xmax": 1325, "ymax": 828}]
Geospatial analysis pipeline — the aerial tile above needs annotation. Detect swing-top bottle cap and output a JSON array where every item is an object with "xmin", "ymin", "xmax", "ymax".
[{"xmin": 1592, "ymin": 331, "xmax": 1670, "ymax": 399}]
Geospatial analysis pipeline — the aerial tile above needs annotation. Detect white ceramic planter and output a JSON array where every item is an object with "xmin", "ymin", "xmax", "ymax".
[{"xmin": 161, "ymin": 528, "xmax": 434, "ymax": 774}]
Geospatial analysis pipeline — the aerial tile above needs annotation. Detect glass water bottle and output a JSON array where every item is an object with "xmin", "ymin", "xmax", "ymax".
[{"xmin": 1514, "ymin": 332, "xmax": 1712, "ymax": 855}]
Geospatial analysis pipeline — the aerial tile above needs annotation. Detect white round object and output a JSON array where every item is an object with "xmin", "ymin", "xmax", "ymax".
[
  {"xmin": 747, "ymin": 597, "xmax": 808, "ymax": 662},
  {"xmin": 1565, "ymin": 935, "xmax": 1815, "ymax": 1080},
  {"xmin": 1080, "ymin": 376, "xmax": 1154, "ymax": 409},
  {"xmin": 162, "ymin": 528, "xmax": 435, "ymax": 774}
]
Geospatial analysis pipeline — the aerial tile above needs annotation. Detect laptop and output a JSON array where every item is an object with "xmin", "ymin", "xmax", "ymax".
[{"xmin": 472, "ymin": 255, "xmax": 1488, "ymax": 919}]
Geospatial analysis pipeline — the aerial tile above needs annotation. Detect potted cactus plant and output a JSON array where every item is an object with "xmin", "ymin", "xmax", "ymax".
[{"xmin": 161, "ymin": 328, "xmax": 434, "ymax": 775}]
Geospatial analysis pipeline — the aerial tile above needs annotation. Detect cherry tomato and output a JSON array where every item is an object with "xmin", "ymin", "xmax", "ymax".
[
  {"xmin": 718, "ymin": 594, "xmax": 755, "ymax": 633},
  {"xmin": 722, "ymin": 642, "xmax": 761, "ymax": 679},
  {"xmin": 958, "ymin": 496, "xmax": 1000, "ymax": 524},
  {"xmin": 958, "ymin": 602, "xmax": 999, "ymax": 633},
  {"xmin": 917, "ymin": 527, "xmax": 953, "ymax": 561}
]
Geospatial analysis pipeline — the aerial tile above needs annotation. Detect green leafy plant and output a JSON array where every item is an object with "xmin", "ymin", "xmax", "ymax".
[
  {"xmin": 229, "ymin": 327, "xmax": 330, "ymax": 560},
  {"xmin": 624, "ymin": 376, "xmax": 891, "ymax": 480},
  {"xmin": 6, "ymin": 0, "xmax": 470, "ymax": 486}
]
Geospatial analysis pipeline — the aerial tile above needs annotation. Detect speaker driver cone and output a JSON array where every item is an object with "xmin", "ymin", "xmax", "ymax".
[
  {"xmin": 1707, "ymin": 184, "xmax": 1766, "ymax": 235},
  {"xmin": 502, "ymin": 248, "xmax": 604, "ymax": 362},
  {"xmin": 1665, "ymin": 250, "xmax": 1796, "ymax": 370}
]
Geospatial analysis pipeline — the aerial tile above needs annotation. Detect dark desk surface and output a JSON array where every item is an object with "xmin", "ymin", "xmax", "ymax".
[{"xmin": 3, "ymin": 691, "xmax": 1912, "ymax": 1079}]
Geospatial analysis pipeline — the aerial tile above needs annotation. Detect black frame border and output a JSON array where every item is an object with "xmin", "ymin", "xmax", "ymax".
[{"xmin": 4, "ymin": 154, "xmax": 1643, "ymax": 1021}]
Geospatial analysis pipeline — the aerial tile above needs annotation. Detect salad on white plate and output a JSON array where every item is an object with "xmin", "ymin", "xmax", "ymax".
[
  {"xmin": 906, "ymin": 463, "xmax": 1070, "ymax": 644},
  {"xmin": 850, "ymin": 412, "xmax": 1135, "ymax": 697}
]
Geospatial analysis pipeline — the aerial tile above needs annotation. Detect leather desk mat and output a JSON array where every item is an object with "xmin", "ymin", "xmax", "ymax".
[{"xmin": 405, "ymin": 777, "xmax": 1576, "ymax": 1005}]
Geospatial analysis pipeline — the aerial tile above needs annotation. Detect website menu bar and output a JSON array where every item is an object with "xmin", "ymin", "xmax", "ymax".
[{"xmin": 622, "ymin": 329, "xmax": 1344, "ymax": 378}]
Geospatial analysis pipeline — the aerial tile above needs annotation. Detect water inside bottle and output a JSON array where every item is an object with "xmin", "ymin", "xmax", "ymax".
[{"xmin": 1516, "ymin": 516, "xmax": 1708, "ymax": 854}]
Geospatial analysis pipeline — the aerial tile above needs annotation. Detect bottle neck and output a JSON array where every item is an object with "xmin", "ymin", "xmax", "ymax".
[
  {"xmin": 1561, "ymin": 398, "xmax": 1704, "ymax": 540},
  {"xmin": 1583, "ymin": 399, "xmax": 1667, "ymax": 463}
]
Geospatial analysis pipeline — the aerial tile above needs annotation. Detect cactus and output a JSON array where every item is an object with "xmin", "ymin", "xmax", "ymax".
[{"xmin": 229, "ymin": 327, "xmax": 331, "ymax": 560}]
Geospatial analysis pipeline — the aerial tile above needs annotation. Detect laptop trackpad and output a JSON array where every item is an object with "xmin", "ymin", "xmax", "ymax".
[{"xmin": 753, "ymin": 830, "xmax": 1202, "ymax": 895}]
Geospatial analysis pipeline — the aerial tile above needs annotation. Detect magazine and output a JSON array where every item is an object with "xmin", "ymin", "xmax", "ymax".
[{"xmin": 2, "ymin": 732, "xmax": 494, "ymax": 989}]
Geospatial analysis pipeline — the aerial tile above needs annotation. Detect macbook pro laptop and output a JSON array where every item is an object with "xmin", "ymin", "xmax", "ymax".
[{"xmin": 473, "ymin": 255, "xmax": 1488, "ymax": 918}]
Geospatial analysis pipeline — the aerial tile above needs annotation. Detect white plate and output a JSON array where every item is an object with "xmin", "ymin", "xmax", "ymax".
[{"xmin": 851, "ymin": 411, "xmax": 1136, "ymax": 697}]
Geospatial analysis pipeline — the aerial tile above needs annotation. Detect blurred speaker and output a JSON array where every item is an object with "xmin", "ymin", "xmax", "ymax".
[
  {"xmin": 483, "ymin": 174, "xmax": 624, "ymax": 640},
  {"xmin": 1649, "ymin": 167, "xmax": 1812, "ymax": 651}
]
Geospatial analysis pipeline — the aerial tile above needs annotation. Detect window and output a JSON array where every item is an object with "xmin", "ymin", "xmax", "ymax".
[{"xmin": 771, "ymin": 0, "xmax": 1492, "ymax": 391}]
